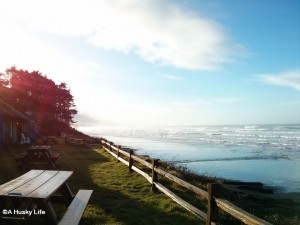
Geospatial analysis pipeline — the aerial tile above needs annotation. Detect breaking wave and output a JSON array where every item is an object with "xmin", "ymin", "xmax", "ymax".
[{"xmin": 170, "ymin": 154, "xmax": 290, "ymax": 164}]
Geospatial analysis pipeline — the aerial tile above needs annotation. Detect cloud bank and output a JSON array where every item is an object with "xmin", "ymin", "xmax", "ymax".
[
  {"xmin": 1, "ymin": 0, "xmax": 240, "ymax": 71},
  {"xmin": 257, "ymin": 70, "xmax": 300, "ymax": 91}
]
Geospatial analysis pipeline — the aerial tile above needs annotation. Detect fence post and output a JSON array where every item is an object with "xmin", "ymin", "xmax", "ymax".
[
  {"xmin": 129, "ymin": 150, "xmax": 134, "ymax": 171},
  {"xmin": 206, "ymin": 183, "xmax": 219, "ymax": 225},
  {"xmin": 151, "ymin": 159, "xmax": 159, "ymax": 192},
  {"xmin": 117, "ymin": 145, "xmax": 121, "ymax": 162},
  {"xmin": 109, "ymin": 142, "xmax": 113, "ymax": 152},
  {"xmin": 98, "ymin": 138, "xmax": 102, "ymax": 148}
]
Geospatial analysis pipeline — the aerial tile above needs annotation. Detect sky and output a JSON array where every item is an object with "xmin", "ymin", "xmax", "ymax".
[{"xmin": 0, "ymin": 0, "xmax": 300, "ymax": 129}]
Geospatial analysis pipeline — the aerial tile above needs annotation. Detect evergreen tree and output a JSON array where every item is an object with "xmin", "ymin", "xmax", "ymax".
[{"xmin": 2, "ymin": 66, "xmax": 77, "ymax": 135}]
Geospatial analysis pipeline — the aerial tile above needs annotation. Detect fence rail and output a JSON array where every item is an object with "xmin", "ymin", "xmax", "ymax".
[{"xmin": 100, "ymin": 139, "xmax": 272, "ymax": 225}]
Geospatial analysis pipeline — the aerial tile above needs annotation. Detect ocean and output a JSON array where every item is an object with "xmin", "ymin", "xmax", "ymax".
[{"xmin": 81, "ymin": 124, "xmax": 300, "ymax": 193}]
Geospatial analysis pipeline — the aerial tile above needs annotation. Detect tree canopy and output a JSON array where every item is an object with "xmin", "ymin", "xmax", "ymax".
[{"xmin": 0, "ymin": 66, "xmax": 77, "ymax": 135}]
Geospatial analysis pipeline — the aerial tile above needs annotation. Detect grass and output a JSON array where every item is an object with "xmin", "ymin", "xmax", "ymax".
[
  {"xmin": 0, "ymin": 142, "xmax": 204, "ymax": 225},
  {"xmin": 0, "ymin": 139, "xmax": 299, "ymax": 225}
]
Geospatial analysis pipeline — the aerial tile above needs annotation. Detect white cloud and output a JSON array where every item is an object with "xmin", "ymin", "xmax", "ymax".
[
  {"xmin": 195, "ymin": 97, "xmax": 243, "ymax": 106},
  {"xmin": 86, "ymin": 62, "xmax": 102, "ymax": 71},
  {"xmin": 0, "ymin": 0, "xmax": 240, "ymax": 71},
  {"xmin": 171, "ymin": 102, "xmax": 195, "ymax": 106},
  {"xmin": 214, "ymin": 97, "xmax": 243, "ymax": 104},
  {"xmin": 257, "ymin": 70, "xmax": 300, "ymax": 91},
  {"xmin": 169, "ymin": 97, "xmax": 242, "ymax": 109},
  {"xmin": 162, "ymin": 74, "xmax": 184, "ymax": 81}
]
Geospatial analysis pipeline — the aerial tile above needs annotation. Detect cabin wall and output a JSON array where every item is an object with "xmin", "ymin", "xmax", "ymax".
[
  {"xmin": 0, "ymin": 114, "xmax": 30, "ymax": 148},
  {"xmin": 0, "ymin": 114, "xmax": 2, "ymax": 147}
]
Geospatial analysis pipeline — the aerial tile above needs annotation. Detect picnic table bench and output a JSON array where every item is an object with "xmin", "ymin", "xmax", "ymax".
[
  {"xmin": 15, "ymin": 145, "xmax": 60, "ymax": 168},
  {"xmin": 0, "ymin": 170, "xmax": 93, "ymax": 225}
]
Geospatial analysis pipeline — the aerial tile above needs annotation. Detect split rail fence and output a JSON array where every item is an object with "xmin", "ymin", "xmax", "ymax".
[{"xmin": 100, "ymin": 139, "xmax": 272, "ymax": 225}]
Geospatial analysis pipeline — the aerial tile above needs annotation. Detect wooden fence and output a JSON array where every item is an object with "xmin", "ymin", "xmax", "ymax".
[{"xmin": 100, "ymin": 139, "xmax": 272, "ymax": 225}]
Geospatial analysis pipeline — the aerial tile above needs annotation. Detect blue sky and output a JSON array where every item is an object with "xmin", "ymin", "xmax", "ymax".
[{"xmin": 0, "ymin": 0, "xmax": 299, "ymax": 128}]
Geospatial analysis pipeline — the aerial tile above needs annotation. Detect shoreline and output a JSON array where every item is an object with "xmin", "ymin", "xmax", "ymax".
[
  {"xmin": 100, "ymin": 134, "xmax": 300, "ymax": 193},
  {"xmin": 104, "ymin": 138, "xmax": 300, "ymax": 208}
]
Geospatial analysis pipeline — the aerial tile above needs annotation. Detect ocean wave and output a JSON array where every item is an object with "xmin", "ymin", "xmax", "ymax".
[
  {"xmin": 170, "ymin": 154, "xmax": 290, "ymax": 164},
  {"xmin": 97, "ymin": 124, "xmax": 300, "ymax": 151}
]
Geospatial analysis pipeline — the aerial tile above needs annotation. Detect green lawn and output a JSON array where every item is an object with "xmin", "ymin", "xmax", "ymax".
[{"xmin": 0, "ymin": 143, "xmax": 204, "ymax": 225}]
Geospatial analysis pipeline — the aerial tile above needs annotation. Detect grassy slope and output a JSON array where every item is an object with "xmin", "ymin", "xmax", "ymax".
[{"xmin": 0, "ymin": 143, "xmax": 203, "ymax": 225}]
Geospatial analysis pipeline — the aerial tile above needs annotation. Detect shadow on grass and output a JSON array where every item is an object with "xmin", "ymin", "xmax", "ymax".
[
  {"xmin": 84, "ymin": 188, "xmax": 201, "ymax": 225},
  {"xmin": 58, "ymin": 146, "xmax": 202, "ymax": 225}
]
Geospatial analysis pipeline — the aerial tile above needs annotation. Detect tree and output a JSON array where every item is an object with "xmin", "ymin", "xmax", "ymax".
[
  {"xmin": 2, "ymin": 66, "xmax": 77, "ymax": 135},
  {"xmin": 0, "ymin": 72, "xmax": 10, "ymax": 101},
  {"xmin": 0, "ymin": 72, "xmax": 9, "ymax": 87},
  {"xmin": 55, "ymin": 82, "xmax": 77, "ymax": 124}
]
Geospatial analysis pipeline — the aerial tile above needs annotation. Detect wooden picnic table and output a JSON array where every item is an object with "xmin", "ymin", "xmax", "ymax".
[
  {"xmin": 0, "ymin": 170, "xmax": 92, "ymax": 225},
  {"xmin": 15, "ymin": 145, "xmax": 60, "ymax": 168}
]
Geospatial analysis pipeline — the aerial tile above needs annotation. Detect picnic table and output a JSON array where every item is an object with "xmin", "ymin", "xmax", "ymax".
[
  {"xmin": 0, "ymin": 170, "xmax": 93, "ymax": 225},
  {"xmin": 15, "ymin": 145, "xmax": 60, "ymax": 168}
]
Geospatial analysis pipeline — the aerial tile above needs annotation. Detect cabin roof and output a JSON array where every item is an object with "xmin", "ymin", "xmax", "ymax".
[{"xmin": 0, "ymin": 99, "xmax": 30, "ymax": 121}]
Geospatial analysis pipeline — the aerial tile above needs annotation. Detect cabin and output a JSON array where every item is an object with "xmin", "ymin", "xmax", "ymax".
[{"xmin": 0, "ymin": 99, "xmax": 33, "ymax": 148}]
